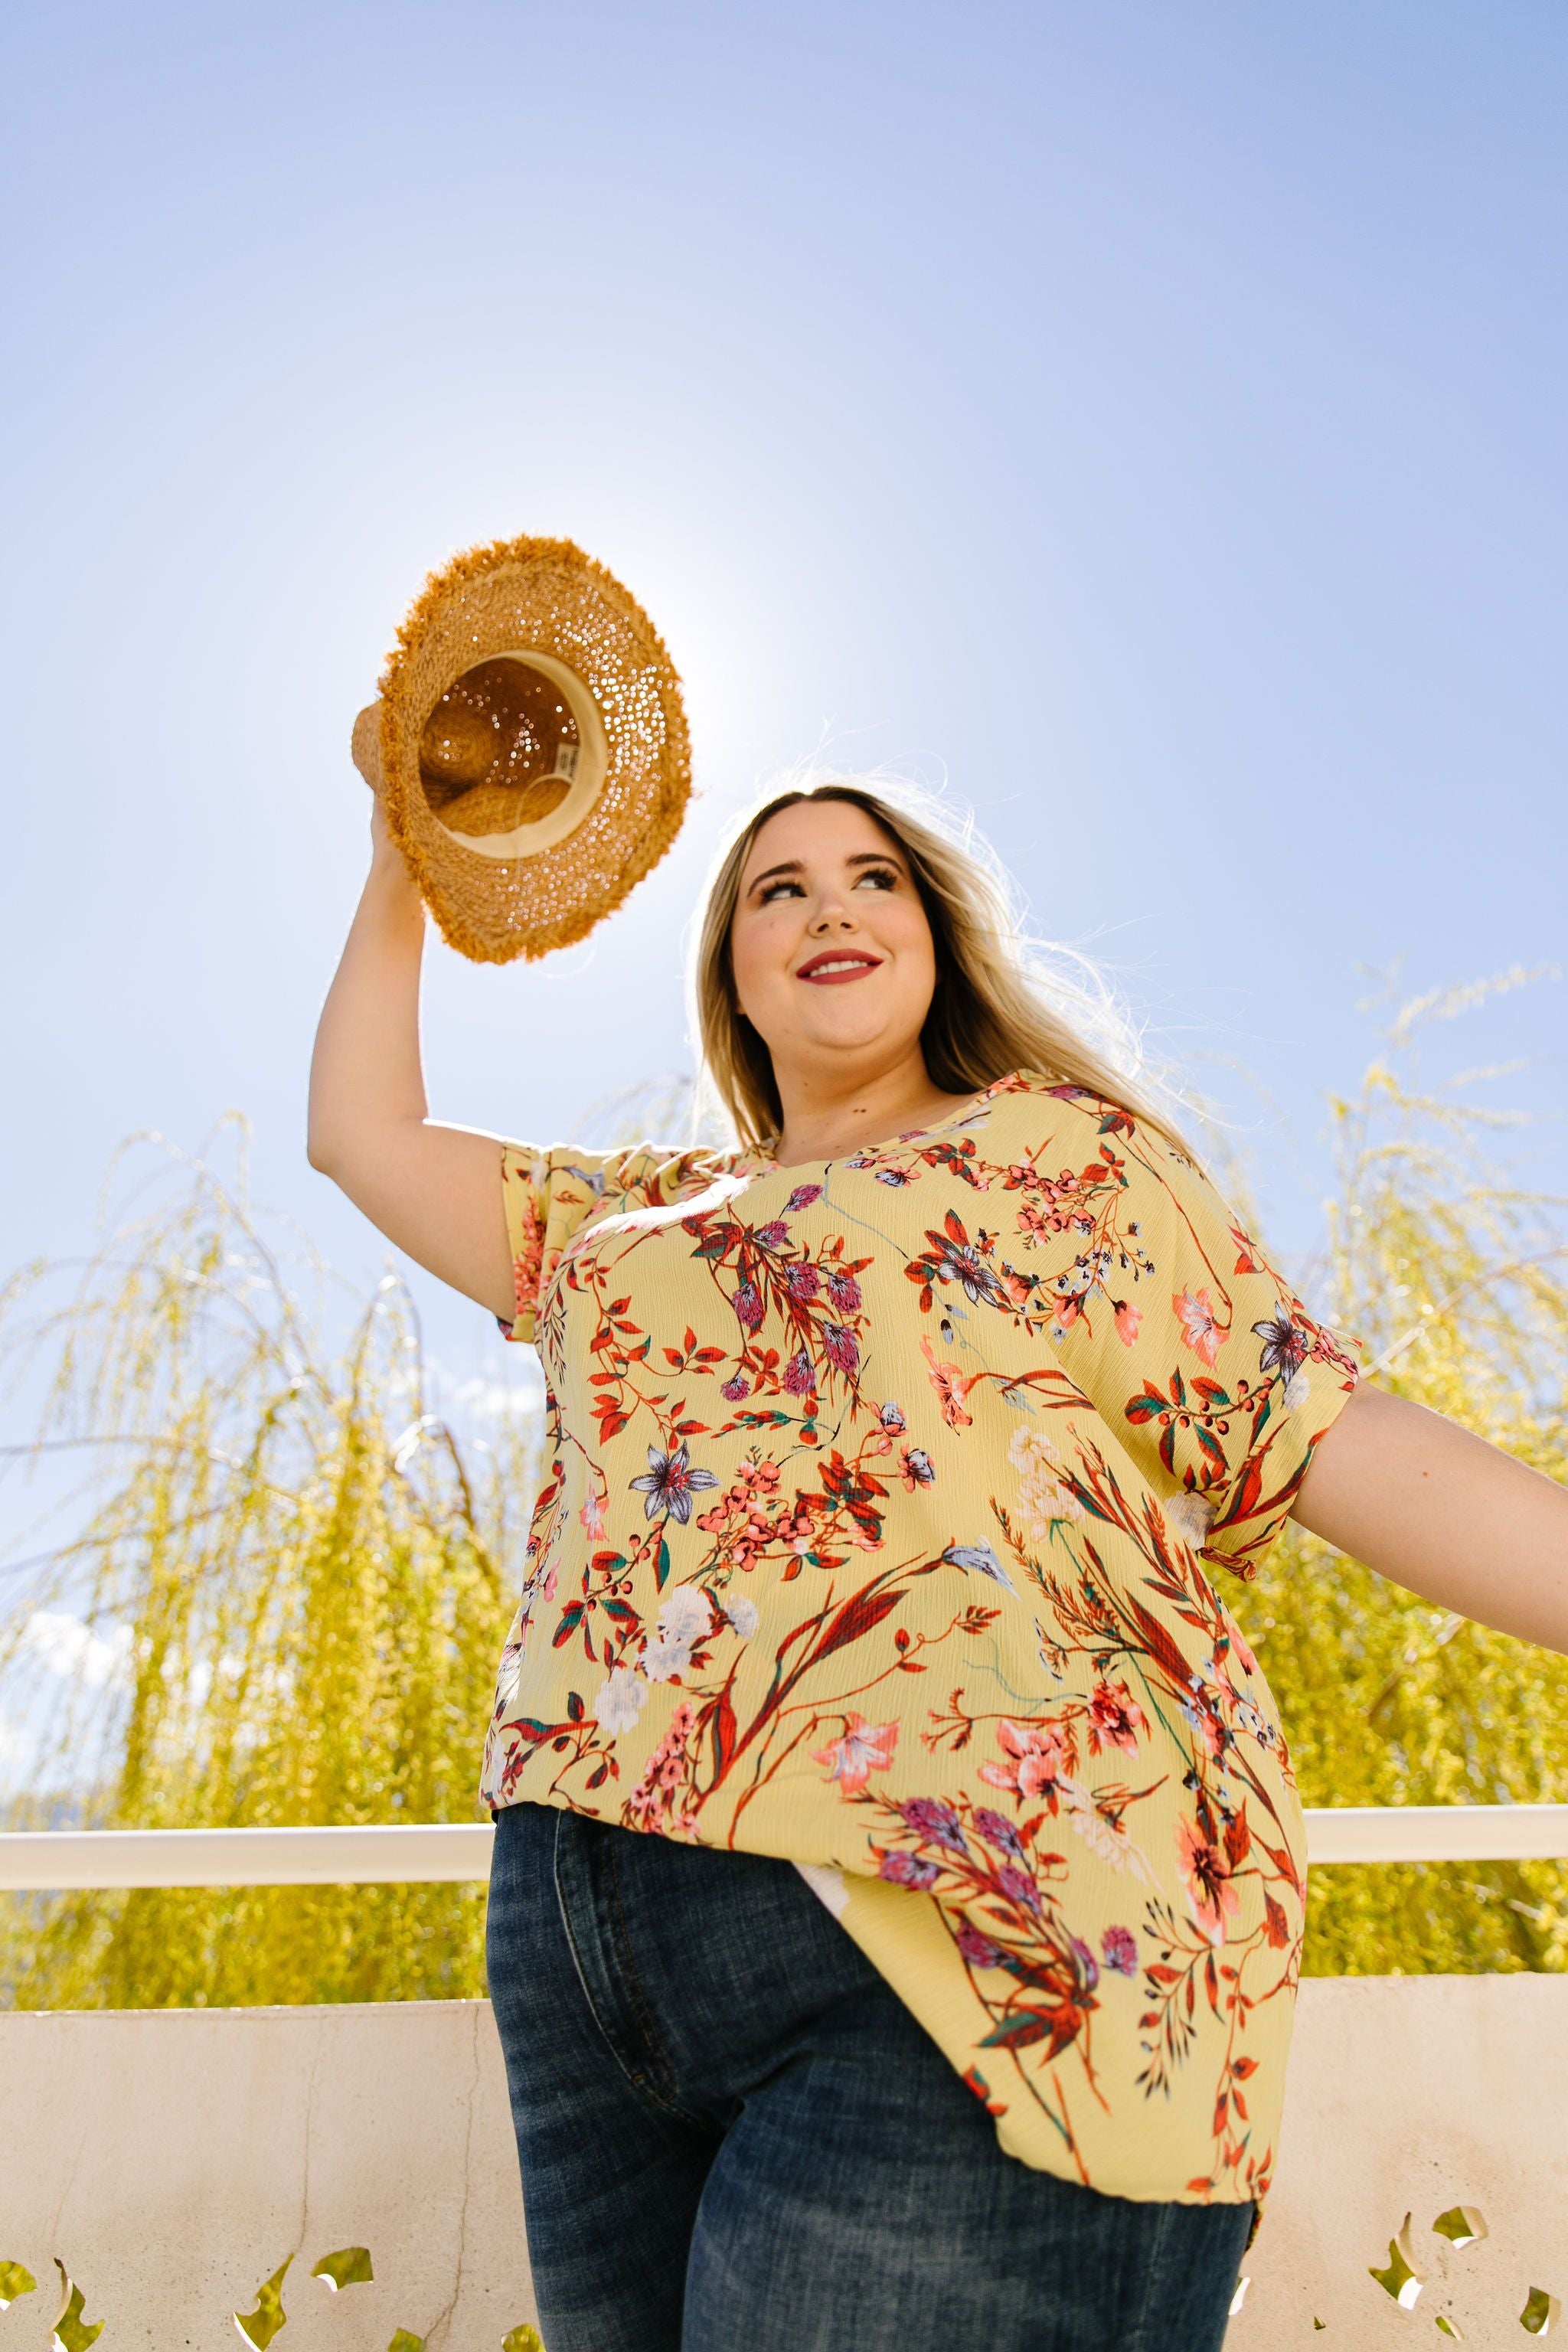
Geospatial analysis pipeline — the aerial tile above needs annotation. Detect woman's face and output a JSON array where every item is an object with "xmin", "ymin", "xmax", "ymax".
[{"xmin": 728, "ymin": 798, "xmax": 939, "ymax": 1078}]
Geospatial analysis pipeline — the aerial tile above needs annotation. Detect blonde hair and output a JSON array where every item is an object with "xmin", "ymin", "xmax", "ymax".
[{"xmin": 690, "ymin": 774, "xmax": 1215, "ymax": 1174}]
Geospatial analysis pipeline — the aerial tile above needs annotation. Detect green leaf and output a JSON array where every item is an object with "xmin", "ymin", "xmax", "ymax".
[
  {"xmin": 234, "ymin": 2256, "xmax": 292, "ymax": 2348},
  {"xmin": 0, "ymin": 2262, "xmax": 37, "ymax": 2308},
  {"xmin": 386, "ymin": 2334, "xmax": 426, "ymax": 2351},
  {"xmin": 51, "ymin": 2262, "xmax": 105, "ymax": 2352},
  {"xmin": 1431, "ymin": 2204, "xmax": 1487, "ymax": 2248},
  {"xmin": 1367, "ymin": 2217, "xmax": 1423, "ymax": 2310},
  {"xmin": 312, "ymin": 2244, "xmax": 374, "ymax": 2290}
]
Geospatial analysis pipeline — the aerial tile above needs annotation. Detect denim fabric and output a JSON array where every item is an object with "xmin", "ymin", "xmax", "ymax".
[{"xmin": 485, "ymin": 1801, "xmax": 1254, "ymax": 2352}]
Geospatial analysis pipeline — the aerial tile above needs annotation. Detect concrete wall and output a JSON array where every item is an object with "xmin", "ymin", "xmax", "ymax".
[
  {"xmin": 0, "ymin": 2000, "xmax": 532, "ymax": 2350},
  {"xmin": 0, "ymin": 1976, "xmax": 1563, "ymax": 2348}
]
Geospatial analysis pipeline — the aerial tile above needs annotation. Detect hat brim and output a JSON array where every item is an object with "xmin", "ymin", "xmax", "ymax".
[{"xmin": 374, "ymin": 535, "xmax": 691, "ymax": 964}]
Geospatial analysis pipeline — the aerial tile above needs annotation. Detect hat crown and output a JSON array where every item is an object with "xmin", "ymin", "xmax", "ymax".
[{"xmin": 365, "ymin": 535, "xmax": 690, "ymax": 964}]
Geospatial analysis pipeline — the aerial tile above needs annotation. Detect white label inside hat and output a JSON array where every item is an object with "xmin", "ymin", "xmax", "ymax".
[{"xmin": 435, "ymin": 651, "xmax": 609, "ymax": 863}]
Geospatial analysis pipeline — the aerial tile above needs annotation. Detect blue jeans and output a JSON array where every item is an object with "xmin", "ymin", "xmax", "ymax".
[{"xmin": 485, "ymin": 1802, "xmax": 1254, "ymax": 2352}]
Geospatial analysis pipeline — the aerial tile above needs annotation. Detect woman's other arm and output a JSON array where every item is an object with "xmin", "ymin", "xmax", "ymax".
[
  {"xmin": 1291, "ymin": 1378, "xmax": 1568, "ymax": 1655},
  {"xmin": 306, "ymin": 797, "xmax": 514, "ymax": 1323}
]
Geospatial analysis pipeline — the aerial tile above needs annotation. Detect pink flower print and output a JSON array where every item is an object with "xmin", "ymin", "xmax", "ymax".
[
  {"xmin": 972, "ymin": 1806, "xmax": 1024, "ymax": 1859},
  {"xmin": 626, "ymin": 1700, "xmax": 697, "ymax": 1833},
  {"xmin": 720, "ymin": 1372, "xmax": 750, "ymax": 1400},
  {"xmin": 997, "ymin": 1864, "xmax": 1043, "ymax": 1916},
  {"xmin": 822, "ymin": 1321, "xmax": 859, "ymax": 1375},
  {"xmin": 979, "ymin": 1718, "xmax": 1071, "ymax": 1803},
  {"xmin": 785, "ymin": 1262, "xmax": 821, "ymax": 1302},
  {"xmin": 899, "ymin": 1446, "xmax": 936, "ymax": 1490},
  {"xmin": 827, "ymin": 1269, "xmax": 862, "ymax": 1311},
  {"xmin": 1174, "ymin": 1285, "xmax": 1223, "ymax": 1367},
  {"xmin": 1101, "ymin": 1924, "xmax": 1138, "ymax": 1975},
  {"xmin": 785, "ymin": 1183, "xmax": 822, "ymax": 1211},
  {"xmin": 878, "ymin": 1851, "xmax": 939, "ymax": 1889},
  {"xmin": 756, "ymin": 1220, "xmax": 790, "ymax": 1247},
  {"xmin": 733, "ymin": 1279, "xmax": 764, "ymax": 1331},
  {"xmin": 957, "ymin": 1922, "xmax": 1004, "ymax": 1969},
  {"xmin": 810, "ymin": 1712, "xmax": 899, "ymax": 1795},
  {"xmin": 1174, "ymin": 1814, "xmax": 1240, "ymax": 1947},
  {"xmin": 510, "ymin": 1198, "xmax": 545, "ymax": 1321},
  {"xmin": 783, "ymin": 1348, "xmax": 815, "ymax": 1396},
  {"xmin": 578, "ymin": 1491, "xmax": 607, "ymax": 1540},
  {"xmin": 920, "ymin": 1336, "xmax": 982, "ymax": 1429},
  {"xmin": 1086, "ymin": 1677, "xmax": 1150, "ymax": 1757},
  {"xmin": 1219, "ymin": 1603, "xmax": 1258, "ymax": 1680},
  {"xmin": 1113, "ymin": 1299, "xmax": 1142, "ymax": 1347},
  {"xmin": 900, "ymin": 1798, "xmax": 969, "ymax": 1853}
]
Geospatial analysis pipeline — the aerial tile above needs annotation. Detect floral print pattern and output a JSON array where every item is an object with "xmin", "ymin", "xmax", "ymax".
[{"xmin": 482, "ymin": 1070, "xmax": 1364, "ymax": 2218}]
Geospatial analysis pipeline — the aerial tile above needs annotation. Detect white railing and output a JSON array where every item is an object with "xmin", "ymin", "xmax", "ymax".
[{"xmin": 0, "ymin": 1802, "xmax": 1565, "ymax": 1887}]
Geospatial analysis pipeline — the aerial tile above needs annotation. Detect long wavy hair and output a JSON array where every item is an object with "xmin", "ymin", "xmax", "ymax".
[{"xmin": 689, "ymin": 775, "xmax": 1214, "ymax": 1174}]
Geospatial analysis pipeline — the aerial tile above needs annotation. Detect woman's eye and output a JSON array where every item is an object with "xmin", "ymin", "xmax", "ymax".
[
  {"xmin": 757, "ymin": 878, "xmax": 805, "ymax": 903},
  {"xmin": 855, "ymin": 867, "xmax": 899, "ymax": 890}
]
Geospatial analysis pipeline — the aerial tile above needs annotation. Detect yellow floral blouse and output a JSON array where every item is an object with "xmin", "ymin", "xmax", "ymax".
[{"xmin": 483, "ymin": 1070, "xmax": 1364, "ymax": 2226}]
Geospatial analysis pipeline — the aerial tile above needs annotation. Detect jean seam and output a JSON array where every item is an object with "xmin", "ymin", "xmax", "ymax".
[
  {"xmin": 603, "ymin": 1834, "xmax": 706, "ymax": 2125},
  {"xmin": 551, "ymin": 1813, "xmax": 658, "ymax": 2111},
  {"xmin": 553, "ymin": 1812, "xmax": 704, "ymax": 2128},
  {"xmin": 1125, "ymin": 2199, "xmax": 1171, "ymax": 2352}
]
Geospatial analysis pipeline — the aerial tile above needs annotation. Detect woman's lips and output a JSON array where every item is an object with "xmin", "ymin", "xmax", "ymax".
[{"xmin": 795, "ymin": 954, "xmax": 884, "ymax": 985}]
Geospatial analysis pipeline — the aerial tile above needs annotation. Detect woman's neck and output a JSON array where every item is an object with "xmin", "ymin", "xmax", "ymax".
[{"xmin": 768, "ymin": 1051, "xmax": 979, "ymax": 1168}]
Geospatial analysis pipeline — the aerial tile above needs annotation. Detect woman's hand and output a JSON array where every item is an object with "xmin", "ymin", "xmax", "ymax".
[
  {"xmin": 1292, "ymin": 1378, "xmax": 1568, "ymax": 1655},
  {"xmin": 305, "ymin": 736, "xmax": 518, "ymax": 1326}
]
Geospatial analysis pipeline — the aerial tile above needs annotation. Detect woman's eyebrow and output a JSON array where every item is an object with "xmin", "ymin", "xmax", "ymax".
[{"xmin": 743, "ymin": 850, "xmax": 906, "ymax": 897}]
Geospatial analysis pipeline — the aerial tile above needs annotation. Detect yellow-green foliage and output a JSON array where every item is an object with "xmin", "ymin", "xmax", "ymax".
[
  {"xmin": 0, "ymin": 1120, "xmax": 534, "ymax": 2006},
  {"xmin": 0, "ymin": 970, "xmax": 1565, "ymax": 2007},
  {"xmin": 1226, "ymin": 972, "xmax": 1568, "ymax": 1973}
]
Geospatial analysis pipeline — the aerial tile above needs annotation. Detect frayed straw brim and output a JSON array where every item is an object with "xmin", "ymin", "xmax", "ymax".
[{"xmin": 357, "ymin": 534, "xmax": 691, "ymax": 965}]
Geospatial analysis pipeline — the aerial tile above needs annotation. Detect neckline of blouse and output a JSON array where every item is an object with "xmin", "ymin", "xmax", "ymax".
[{"xmin": 742, "ymin": 1070, "xmax": 1021, "ymax": 1179}]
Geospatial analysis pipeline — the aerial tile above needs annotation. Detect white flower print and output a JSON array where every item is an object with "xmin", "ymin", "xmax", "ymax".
[
  {"xmin": 1167, "ymin": 1488, "xmax": 1219, "ymax": 1547},
  {"xmin": 593, "ymin": 1665, "xmax": 650, "ymax": 1734},
  {"xmin": 1008, "ymin": 1420, "xmax": 1084, "ymax": 1541},
  {"xmin": 641, "ymin": 1583, "xmax": 714, "ymax": 1681},
  {"xmin": 1060, "ymin": 1779, "xmax": 1157, "ymax": 1887}
]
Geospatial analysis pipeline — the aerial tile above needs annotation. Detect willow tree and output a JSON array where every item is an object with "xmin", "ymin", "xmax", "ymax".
[
  {"xmin": 1233, "ymin": 969, "xmax": 1568, "ymax": 1974},
  {"xmin": 0, "ymin": 1118, "xmax": 534, "ymax": 2007},
  {"xmin": 0, "ymin": 970, "xmax": 1563, "ymax": 2007}
]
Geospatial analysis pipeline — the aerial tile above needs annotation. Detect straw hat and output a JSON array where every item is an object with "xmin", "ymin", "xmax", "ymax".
[{"xmin": 351, "ymin": 534, "xmax": 691, "ymax": 962}]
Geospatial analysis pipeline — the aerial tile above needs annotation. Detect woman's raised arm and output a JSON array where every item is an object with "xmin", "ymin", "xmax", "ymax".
[
  {"xmin": 307, "ymin": 795, "xmax": 516, "ymax": 1324},
  {"xmin": 1290, "ymin": 1377, "xmax": 1568, "ymax": 1655}
]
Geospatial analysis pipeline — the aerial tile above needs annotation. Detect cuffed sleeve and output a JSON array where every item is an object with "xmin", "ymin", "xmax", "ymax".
[{"xmin": 496, "ymin": 1139, "xmax": 744, "ymax": 1344}]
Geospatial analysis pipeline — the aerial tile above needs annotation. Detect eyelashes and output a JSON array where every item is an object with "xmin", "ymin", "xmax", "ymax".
[{"xmin": 756, "ymin": 865, "xmax": 901, "ymax": 904}]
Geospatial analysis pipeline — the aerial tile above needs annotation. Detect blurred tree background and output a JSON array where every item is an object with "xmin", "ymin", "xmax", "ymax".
[{"xmin": 0, "ymin": 974, "xmax": 1563, "ymax": 2007}]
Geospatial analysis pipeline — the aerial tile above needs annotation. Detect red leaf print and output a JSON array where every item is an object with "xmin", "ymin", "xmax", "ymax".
[
  {"xmin": 710, "ymin": 1692, "xmax": 737, "ymax": 1781},
  {"xmin": 810, "ymin": 1584, "xmax": 903, "ymax": 1664}
]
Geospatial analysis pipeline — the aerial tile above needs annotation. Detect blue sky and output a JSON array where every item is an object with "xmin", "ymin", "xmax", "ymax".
[{"xmin": 3, "ymin": 0, "xmax": 1565, "ymax": 1409}]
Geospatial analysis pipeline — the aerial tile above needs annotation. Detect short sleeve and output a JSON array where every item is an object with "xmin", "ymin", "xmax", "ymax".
[
  {"xmin": 1057, "ymin": 1128, "xmax": 1366, "ymax": 1583},
  {"xmin": 495, "ymin": 1138, "xmax": 741, "ymax": 1344}
]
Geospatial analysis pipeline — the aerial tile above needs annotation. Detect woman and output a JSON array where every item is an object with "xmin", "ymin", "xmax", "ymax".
[{"xmin": 309, "ymin": 778, "xmax": 1568, "ymax": 2352}]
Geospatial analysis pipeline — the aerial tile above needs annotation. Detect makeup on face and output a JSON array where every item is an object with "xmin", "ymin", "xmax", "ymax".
[{"xmin": 794, "ymin": 950, "xmax": 885, "ymax": 985}]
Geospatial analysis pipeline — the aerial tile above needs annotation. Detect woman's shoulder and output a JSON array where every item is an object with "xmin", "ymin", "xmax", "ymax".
[{"xmin": 983, "ymin": 1067, "xmax": 1151, "ymax": 1144}]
